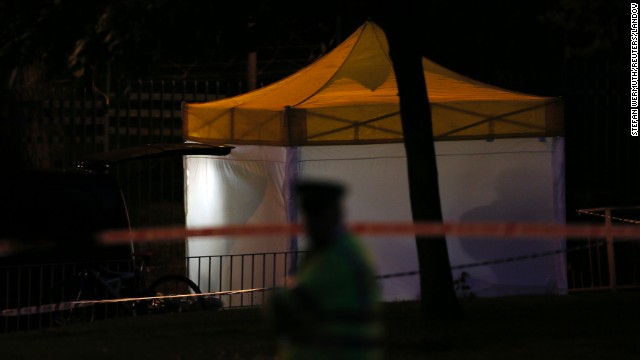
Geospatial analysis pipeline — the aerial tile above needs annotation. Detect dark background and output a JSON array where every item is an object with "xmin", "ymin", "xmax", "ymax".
[{"xmin": 0, "ymin": 0, "xmax": 635, "ymax": 222}]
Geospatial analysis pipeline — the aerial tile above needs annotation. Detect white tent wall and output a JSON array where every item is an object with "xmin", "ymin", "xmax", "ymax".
[
  {"xmin": 440, "ymin": 137, "xmax": 567, "ymax": 297},
  {"xmin": 296, "ymin": 144, "xmax": 418, "ymax": 300},
  {"xmin": 184, "ymin": 146, "xmax": 289, "ymax": 306},
  {"xmin": 298, "ymin": 138, "xmax": 567, "ymax": 299},
  {"xmin": 184, "ymin": 137, "xmax": 567, "ymax": 301}
]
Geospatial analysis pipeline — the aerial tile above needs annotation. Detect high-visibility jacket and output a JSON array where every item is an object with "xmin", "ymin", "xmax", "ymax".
[{"xmin": 269, "ymin": 233, "xmax": 383, "ymax": 360}]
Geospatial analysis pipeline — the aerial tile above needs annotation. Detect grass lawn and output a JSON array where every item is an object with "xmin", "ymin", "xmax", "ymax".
[{"xmin": 0, "ymin": 291, "xmax": 638, "ymax": 359}]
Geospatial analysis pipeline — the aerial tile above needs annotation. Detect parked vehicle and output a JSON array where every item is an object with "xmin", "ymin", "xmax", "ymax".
[{"xmin": 0, "ymin": 143, "xmax": 232, "ymax": 332}]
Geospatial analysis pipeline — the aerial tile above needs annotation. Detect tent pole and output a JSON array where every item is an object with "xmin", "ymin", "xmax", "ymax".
[{"xmin": 285, "ymin": 147, "xmax": 300, "ymax": 275}]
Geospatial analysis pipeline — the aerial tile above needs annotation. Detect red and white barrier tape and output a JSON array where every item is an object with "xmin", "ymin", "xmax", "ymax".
[
  {"xmin": 98, "ymin": 222, "xmax": 640, "ymax": 244},
  {"xmin": 576, "ymin": 209, "xmax": 640, "ymax": 225},
  {"xmin": 1, "ymin": 288, "xmax": 267, "ymax": 317}
]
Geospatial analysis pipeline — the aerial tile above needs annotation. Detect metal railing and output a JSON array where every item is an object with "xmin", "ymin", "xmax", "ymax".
[
  {"xmin": 566, "ymin": 238, "xmax": 640, "ymax": 291},
  {"xmin": 186, "ymin": 251, "xmax": 309, "ymax": 308},
  {"xmin": 0, "ymin": 251, "xmax": 309, "ymax": 333},
  {"xmin": 568, "ymin": 207, "xmax": 640, "ymax": 291},
  {"xmin": 3, "ymin": 239, "xmax": 638, "ymax": 334},
  {"xmin": 1, "ymin": 259, "xmax": 133, "ymax": 333}
]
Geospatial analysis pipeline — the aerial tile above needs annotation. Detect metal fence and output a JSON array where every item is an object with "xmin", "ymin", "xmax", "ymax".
[
  {"xmin": 2, "ymin": 240, "xmax": 639, "ymax": 334},
  {"xmin": 186, "ymin": 251, "xmax": 309, "ymax": 308},
  {"xmin": 566, "ymin": 238, "xmax": 640, "ymax": 291},
  {"xmin": 1, "ymin": 259, "xmax": 133, "ymax": 333},
  {"xmin": 0, "ymin": 251, "xmax": 307, "ymax": 334},
  {"xmin": 568, "ymin": 207, "xmax": 640, "ymax": 291}
]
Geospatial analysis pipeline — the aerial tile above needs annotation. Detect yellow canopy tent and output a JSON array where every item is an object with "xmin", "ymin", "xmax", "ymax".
[
  {"xmin": 183, "ymin": 21, "xmax": 562, "ymax": 145},
  {"xmin": 183, "ymin": 22, "xmax": 567, "ymax": 301}
]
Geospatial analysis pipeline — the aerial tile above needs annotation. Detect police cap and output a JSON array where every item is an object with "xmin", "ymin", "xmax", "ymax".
[{"xmin": 294, "ymin": 179, "xmax": 345, "ymax": 211}]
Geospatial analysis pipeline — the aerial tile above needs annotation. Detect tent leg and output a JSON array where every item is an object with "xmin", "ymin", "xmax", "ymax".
[{"xmin": 285, "ymin": 147, "xmax": 299, "ymax": 275}]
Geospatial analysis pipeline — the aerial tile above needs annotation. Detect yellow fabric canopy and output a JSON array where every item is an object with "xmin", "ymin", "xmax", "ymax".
[{"xmin": 184, "ymin": 22, "xmax": 563, "ymax": 145}]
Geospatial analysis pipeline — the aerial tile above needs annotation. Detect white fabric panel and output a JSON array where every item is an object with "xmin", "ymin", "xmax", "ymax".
[
  {"xmin": 299, "ymin": 138, "xmax": 567, "ymax": 299},
  {"xmin": 298, "ymin": 145, "xmax": 418, "ymax": 301},
  {"xmin": 184, "ymin": 138, "xmax": 567, "ymax": 302},
  {"xmin": 438, "ymin": 138, "xmax": 567, "ymax": 297},
  {"xmin": 184, "ymin": 146, "xmax": 288, "ymax": 304}
]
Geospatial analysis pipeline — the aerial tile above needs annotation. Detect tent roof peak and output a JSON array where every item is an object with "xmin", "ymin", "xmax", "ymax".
[{"xmin": 183, "ymin": 22, "xmax": 563, "ymax": 146}]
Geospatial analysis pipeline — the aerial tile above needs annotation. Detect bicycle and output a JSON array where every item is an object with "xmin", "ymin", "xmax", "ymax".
[{"xmin": 54, "ymin": 253, "xmax": 222, "ymax": 324}]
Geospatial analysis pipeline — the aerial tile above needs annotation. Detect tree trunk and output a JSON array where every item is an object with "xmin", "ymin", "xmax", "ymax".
[{"xmin": 377, "ymin": 8, "xmax": 463, "ymax": 320}]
